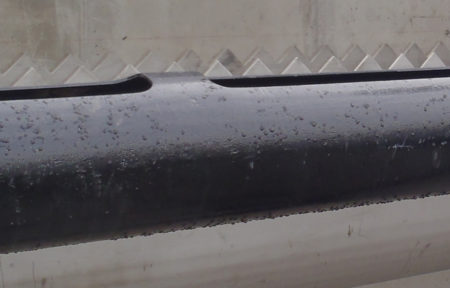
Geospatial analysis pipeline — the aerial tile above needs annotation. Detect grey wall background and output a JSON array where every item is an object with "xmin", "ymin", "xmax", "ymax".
[{"xmin": 2, "ymin": 0, "xmax": 450, "ymax": 85}]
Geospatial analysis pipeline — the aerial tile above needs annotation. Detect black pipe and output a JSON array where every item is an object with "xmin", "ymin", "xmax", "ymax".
[{"xmin": 1, "ymin": 70, "xmax": 450, "ymax": 252}]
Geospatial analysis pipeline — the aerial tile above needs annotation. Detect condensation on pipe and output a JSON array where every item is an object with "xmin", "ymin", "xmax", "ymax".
[{"xmin": 2, "ymin": 70, "xmax": 450, "ymax": 252}]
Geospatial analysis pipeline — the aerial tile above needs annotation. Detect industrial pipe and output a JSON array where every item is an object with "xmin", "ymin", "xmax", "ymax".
[{"xmin": 1, "ymin": 70, "xmax": 450, "ymax": 252}]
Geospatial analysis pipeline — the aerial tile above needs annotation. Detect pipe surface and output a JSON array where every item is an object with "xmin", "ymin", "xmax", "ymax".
[{"xmin": 1, "ymin": 71, "xmax": 450, "ymax": 252}]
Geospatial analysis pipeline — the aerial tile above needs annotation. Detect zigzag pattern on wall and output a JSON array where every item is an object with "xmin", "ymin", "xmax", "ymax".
[{"xmin": 2, "ymin": 42, "xmax": 450, "ymax": 87}]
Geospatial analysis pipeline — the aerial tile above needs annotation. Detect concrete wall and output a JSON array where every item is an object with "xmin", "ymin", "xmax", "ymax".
[{"xmin": 1, "ymin": 0, "xmax": 450, "ymax": 84}]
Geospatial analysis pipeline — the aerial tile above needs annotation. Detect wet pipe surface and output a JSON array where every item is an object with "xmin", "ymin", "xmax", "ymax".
[{"xmin": 1, "ymin": 70, "xmax": 450, "ymax": 252}]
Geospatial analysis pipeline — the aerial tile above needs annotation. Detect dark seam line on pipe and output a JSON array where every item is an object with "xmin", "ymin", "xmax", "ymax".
[
  {"xmin": 210, "ymin": 68, "xmax": 450, "ymax": 87},
  {"xmin": 0, "ymin": 74, "xmax": 152, "ymax": 101}
]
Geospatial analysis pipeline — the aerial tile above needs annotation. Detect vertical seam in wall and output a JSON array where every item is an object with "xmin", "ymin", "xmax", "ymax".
[{"xmin": 80, "ymin": 0, "xmax": 86, "ymax": 62}]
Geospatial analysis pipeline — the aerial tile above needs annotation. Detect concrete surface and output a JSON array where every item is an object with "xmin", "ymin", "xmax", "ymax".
[
  {"xmin": 2, "ymin": 0, "xmax": 450, "ymax": 65},
  {"xmin": 2, "ymin": 0, "xmax": 450, "ymax": 85}
]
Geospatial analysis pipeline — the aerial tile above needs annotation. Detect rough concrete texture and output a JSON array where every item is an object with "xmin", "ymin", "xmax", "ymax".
[{"xmin": 1, "ymin": 0, "xmax": 450, "ymax": 85}]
